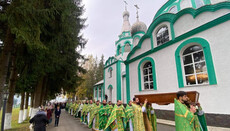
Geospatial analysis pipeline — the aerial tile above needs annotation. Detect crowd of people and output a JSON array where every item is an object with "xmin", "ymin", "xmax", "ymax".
[
  {"xmin": 29, "ymin": 102, "xmax": 65, "ymax": 131},
  {"xmin": 65, "ymin": 91, "xmax": 208, "ymax": 131}
]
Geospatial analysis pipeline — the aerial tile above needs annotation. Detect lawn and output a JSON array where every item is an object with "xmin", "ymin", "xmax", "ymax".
[{"xmin": 0, "ymin": 107, "xmax": 30, "ymax": 131}]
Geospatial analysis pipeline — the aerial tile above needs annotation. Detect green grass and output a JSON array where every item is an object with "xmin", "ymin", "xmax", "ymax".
[{"xmin": 0, "ymin": 107, "xmax": 30, "ymax": 131}]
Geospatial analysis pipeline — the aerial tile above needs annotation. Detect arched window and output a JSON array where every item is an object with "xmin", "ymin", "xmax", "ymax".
[
  {"xmin": 143, "ymin": 62, "xmax": 154, "ymax": 90},
  {"xmin": 169, "ymin": 6, "xmax": 178, "ymax": 13},
  {"xmin": 124, "ymin": 43, "xmax": 131, "ymax": 52},
  {"xmin": 182, "ymin": 45, "xmax": 208, "ymax": 85},
  {"xmin": 195, "ymin": 0, "xmax": 204, "ymax": 8},
  {"xmin": 156, "ymin": 26, "xmax": 169, "ymax": 46},
  {"xmin": 109, "ymin": 69, "xmax": 112, "ymax": 78}
]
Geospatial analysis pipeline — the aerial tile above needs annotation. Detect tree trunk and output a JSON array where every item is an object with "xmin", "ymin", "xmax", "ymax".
[
  {"xmin": 31, "ymin": 77, "xmax": 44, "ymax": 118},
  {"xmin": 23, "ymin": 92, "xmax": 29, "ymax": 121},
  {"xmin": 29, "ymin": 92, "xmax": 34, "ymax": 117},
  {"xmin": 4, "ymin": 55, "xmax": 17, "ymax": 129},
  {"xmin": 40, "ymin": 77, "xmax": 47, "ymax": 106},
  {"xmin": 0, "ymin": 29, "xmax": 14, "ymax": 111},
  {"xmin": 18, "ymin": 92, "xmax": 25, "ymax": 123}
]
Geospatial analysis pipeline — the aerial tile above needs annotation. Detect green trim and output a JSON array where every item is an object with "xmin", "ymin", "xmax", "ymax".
[
  {"xmin": 132, "ymin": 31, "xmax": 145, "ymax": 37},
  {"xmin": 103, "ymin": 69, "xmax": 105, "ymax": 100},
  {"xmin": 203, "ymin": 0, "xmax": 211, "ymax": 4},
  {"xmin": 93, "ymin": 87, "xmax": 95, "ymax": 98},
  {"xmin": 150, "ymin": 35, "xmax": 154, "ymax": 49},
  {"xmin": 108, "ymin": 67, "xmax": 113, "ymax": 72},
  {"xmin": 191, "ymin": 0, "xmax": 197, "ymax": 8},
  {"xmin": 97, "ymin": 86, "xmax": 99, "ymax": 100},
  {"xmin": 116, "ymin": 61, "xmax": 122, "ymax": 101},
  {"xmin": 154, "ymin": 0, "xmax": 177, "ymax": 19},
  {"xmin": 117, "ymin": 44, "xmax": 122, "ymax": 56},
  {"xmin": 101, "ymin": 85, "xmax": 103, "ymax": 102},
  {"xmin": 115, "ymin": 37, "xmax": 132, "ymax": 45},
  {"xmin": 170, "ymin": 23, "xmax": 175, "ymax": 40},
  {"xmin": 108, "ymin": 84, "xmax": 113, "ymax": 89},
  {"xmin": 105, "ymin": 57, "xmax": 117, "ymax": 67},
  {"xmin": 138, "ymin": 57, "xmax": 157, "ymax": 91},
  {"xmin": 126, "ymin": 3, "xmax": 230, "ymax": 63},
  {"xmin": 175, "ymin": 37, "xmax": 217, "ymax": 88},
  {"xmin": 126, "ymin": 64, "xmax": 130, "ymax": 103}
]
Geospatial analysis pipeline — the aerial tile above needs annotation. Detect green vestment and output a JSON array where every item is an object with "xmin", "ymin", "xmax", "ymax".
[
  {"xmin": 105, "ymin": 104, "xmax": 126, "ymax": 131},
  {"xmin": 174, "ymin": 99, "xmax": 200, "ymax": 131},
  {"xmin": 195, "ymin": 107, "xmax": 208, "ymax": 131},
  {"xmin": 132, "ymin": 103, "xmax": 145, "ymax": 131},
  {"xmin": 89, "ymin": 104, "xmax": 100, "ymax": 130},
  {"xmin": 147, "ymin": 106, "xmax": 157, "ymax": 131},
  {"xmin": 125, "ymin": 105, "xmax": 134, "ymax": 130},
  {"xmin": 81, "ymin": 104, "xmax": 88, "ymax": 123},
  {"xmin": 99, "ymin": 104, "xmax": 111, "ymax": 130}
]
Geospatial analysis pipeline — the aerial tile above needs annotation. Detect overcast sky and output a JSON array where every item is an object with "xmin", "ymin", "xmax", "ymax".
[{"xmin": 81, "ymin": 0, "xmax": 168, "ymax": 60}]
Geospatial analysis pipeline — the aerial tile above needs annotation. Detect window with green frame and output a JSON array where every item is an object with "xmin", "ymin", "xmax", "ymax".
[{"xmin": 175, "ymin": 37, "xmax": 217, "ymax": 88}]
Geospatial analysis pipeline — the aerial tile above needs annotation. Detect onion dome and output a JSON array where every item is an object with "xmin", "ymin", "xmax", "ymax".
[{"xmin": 131, "ymin": 20, "xmax": 147, "ymax": 36}]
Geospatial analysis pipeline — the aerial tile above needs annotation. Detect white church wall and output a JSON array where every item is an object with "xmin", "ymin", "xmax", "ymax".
[
  {"xmin": 129, "ymin": 20, "xmax": 230, "ymax": 115},
  {"xmin": 180, "ymin": 0, "xmax": 192, "ymax": 10},
  {"xmin": 173, "ymin": 9, "xmax": 230, "ymax": 37},
  {"xmin": 104, "ymin": 64, "xmax": 117, "ymax": 103},
  {"xmin": 130, "ymin": 38, "xmax": 152, "ymax": 60},
  {"xmin": 211, "ymin": 0, "xmax": 228, "ymax": 4}
]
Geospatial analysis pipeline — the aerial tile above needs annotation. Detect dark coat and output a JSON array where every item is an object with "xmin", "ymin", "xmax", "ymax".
[
  {"xmin": 30, "ymin": 113, "xmax": 49, "ymax": 131},
  {"xmin": 55, "ymin": 109, "xmax": 61, "ymax": 117}
]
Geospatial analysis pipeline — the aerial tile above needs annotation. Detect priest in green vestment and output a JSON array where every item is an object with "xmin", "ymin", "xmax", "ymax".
[
  {"xmin": 89, "ymin": 100, "xmax": 101, "ymax": 130},
  {"xmin": 104, "ymin": 100, "xmax": 126, "ymax": 131},
  {"xmin": 125, "ymin": 100, "xmax": 134, "ymax": 131},
  {"xmin": 108, "ymin": 101, "xmax": 114, "ymax": 113},
  {"xmin": 175, "ymin": 91, "xmax": 200, "ymax": 131},
  {"xmin": 99, "ymin": 100, "xmax": 112, "ymax": 130},
  {"xmin": 81, "ymin": 100, "xmax": 89, "ymax": 124},
  {"xmin": 146, "ymin": 103, "xmax": 157, "ymax": 131},
  {"xmin": 87, "ymin": 100, "xmax": 94, "ymax": 125},
  {"xmin": 131, "ymin": 97, "xmax": 145, "ymax": 131}
]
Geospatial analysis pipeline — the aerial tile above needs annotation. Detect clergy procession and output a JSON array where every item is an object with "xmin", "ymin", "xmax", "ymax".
[{"xmin": 65, "ymin": 91, "xmax": 207, "ymax": 131}]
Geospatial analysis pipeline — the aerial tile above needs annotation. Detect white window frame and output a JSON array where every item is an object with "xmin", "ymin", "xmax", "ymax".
[
  {"xmin": 142, "ymin": 62, "xmax": 154, "ymax": 90},
  {"xmin": 156, "ymin": 26, "xmax": 170, "ymax": 46},
  {"xmin": 195, "ymin": 0, "xmax": 204, "ymax": 8},
  {"xmin": 181, "ymin": 44, "xmax": 209, "ymax": 86},
  {"xmin": 169, "ymin": 6, "xmax": 178, "ymax": 13}
]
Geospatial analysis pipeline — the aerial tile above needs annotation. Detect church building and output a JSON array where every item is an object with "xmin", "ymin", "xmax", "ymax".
[{"xmin": 93, "ymin": 0, "xmax": 230, "ymax": 128}]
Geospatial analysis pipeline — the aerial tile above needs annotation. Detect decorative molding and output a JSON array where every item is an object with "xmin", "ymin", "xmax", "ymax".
[{"xmin": 126, "ymin": 3, "xmax": 230, "ymax": 64}]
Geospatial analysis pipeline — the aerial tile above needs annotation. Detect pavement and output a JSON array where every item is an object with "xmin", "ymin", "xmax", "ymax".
[{"xmin": 47, "ymin": 109, "xmax": 175, "ymax": 131}]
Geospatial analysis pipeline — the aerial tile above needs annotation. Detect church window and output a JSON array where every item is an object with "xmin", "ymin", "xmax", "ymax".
[
  {"xmin": 195, "ymin": 0, "xmax": 204, "ymax": 8},
  {"xmin": 124, "ymin": 43, "xmax": 131, "ymax": 52},
  {"xmin": 109, "ymin": 69, "xmax": 112, "ymax": 78},
  {"xmin": 182, "ymin": 45, "xmax": 208, "ymax": 86},
  {"xmin": 143, "ymin": 62, "xmax": 154, "ymax": 90},
  {"xmin": 169, "ymin": 6, "xmax": 177, "ymax": 13},
  {"xmin": 156, "ymin": 26, "xmax": 169, "ymax": 46}
]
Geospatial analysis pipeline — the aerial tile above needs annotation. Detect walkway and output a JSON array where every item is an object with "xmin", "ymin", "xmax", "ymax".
[
  {"xmin": 47, "ymin": 109, "xmax": 175, "ymax": 131},
  {"xmin": 47, "ymin": 110, "xmax": 91, "ymax": 131}
]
